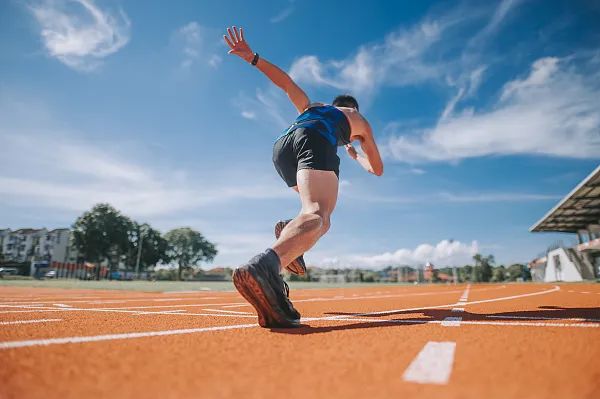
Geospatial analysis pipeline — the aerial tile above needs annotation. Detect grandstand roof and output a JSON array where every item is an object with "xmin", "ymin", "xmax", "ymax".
[{"xmin": 530, "ymin": 165, "xmax": 600, "ymax": 233}]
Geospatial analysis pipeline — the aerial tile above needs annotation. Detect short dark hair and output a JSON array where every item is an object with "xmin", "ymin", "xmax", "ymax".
[{"xmin": 332, "ymin": 94, "xmax": 359, "ymax": 111}]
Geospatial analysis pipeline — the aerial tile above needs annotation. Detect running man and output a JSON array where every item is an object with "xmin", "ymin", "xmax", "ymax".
[{"xmin": 224, "ymin": 26, "xmax": 383, "ymax": 328}]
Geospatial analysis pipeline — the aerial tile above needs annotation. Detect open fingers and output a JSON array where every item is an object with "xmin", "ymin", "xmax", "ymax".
[
  {"xmin": 227, "ymin": 28, "xmax": 237, "ymax": 44},
  {"xmin": 223, "ymin": 35, "xmax": 234, "ymax": 49},
  {"xmin": 239, "ymin": 27, "xmax": 245, "ymax": 41},
  {"xmin": 233, "ymin": 26, "xmax": 241, "ymax": 42}
]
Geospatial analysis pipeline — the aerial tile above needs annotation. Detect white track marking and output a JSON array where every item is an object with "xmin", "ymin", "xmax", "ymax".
[
  {"xmin": 0, "ymin": 324, "xmax": 258, "ymax": 349},
  {"xmin": 487, "ymin": 315, "xmax": 600, "ymax": 322},
  {"xmin": 442, "ymin": 284, "xmax": 470, "ymax": 327},
  {"xmin": 302, "ymin": 317, "xmax": 600, "ymax": 328},
  {"xmin": 202, "ymin": 309, "xmax": 253, "ymax": 315},
  {"xmin": 0, "ymin": 297, "xmax": 216, "ymax": 306},
  {"xmin": 459, "ymin": 320, "xmax": 599, "ymax": 328},
  {"xmin": 458, "ymin": 284, "xmax": 471, "ymax": 303},
  {"xmin": 403, "ymin": 342, "xmax": 456, "ymax": 385},
  {"xmin": 0, "ymin": 309, "xmax": 66, "ymax": 314},
  {"xmin": 441, "ymin": 317, "xmax": 462, "ymax": 327},
  {"xmin": 0, "ymin": 285, "xmax": 590, "ymax": 350},
  {"xmin": 53, "ymin": 304, "xmax": 72, "ymax": 308},
  {"xmin": 0, "ymin": 305, "xmax": 257, "ymax": 318},
  {"xmin": 327, "ymin": 285, "xmax": 560, "ymax": 320},
  {"xmin": 0, "ymin": 290, "xmax": 469, "ymax": 311},
  {"xmin": 0, "ymin": 318, "xmax": 62, "ymax": 326}
]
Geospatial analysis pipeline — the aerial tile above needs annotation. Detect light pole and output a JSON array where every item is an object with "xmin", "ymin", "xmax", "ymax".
[{"xmin": 135, "ymin": 226, "xmax": 145, "ymax": 280}]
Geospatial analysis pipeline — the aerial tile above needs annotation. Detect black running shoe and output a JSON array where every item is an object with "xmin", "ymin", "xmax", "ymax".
[
  {"xmin": 232, "ymin": 249, "xmax": 300, "ymax": 328},
  {"xmin": 274, "ymin": 220, "xmax": 307, "ymax": 275}
]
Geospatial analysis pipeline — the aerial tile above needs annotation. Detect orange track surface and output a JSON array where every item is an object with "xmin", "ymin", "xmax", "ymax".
[{"xmin": 1, "ymin": 283, "xmax": 599, "ymax": 399}]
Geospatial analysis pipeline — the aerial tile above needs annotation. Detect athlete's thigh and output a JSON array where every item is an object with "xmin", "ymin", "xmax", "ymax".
[{"xmin": 296, "ymin": 169, "xmax": 339, "ymax": 217}]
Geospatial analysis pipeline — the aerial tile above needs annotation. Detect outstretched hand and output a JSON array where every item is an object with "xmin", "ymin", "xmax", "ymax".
[{"xmin": 223, "ymin": 26, "xmax": 253, "ymax": 63}]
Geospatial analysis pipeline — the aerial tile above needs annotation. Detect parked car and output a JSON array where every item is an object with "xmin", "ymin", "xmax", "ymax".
[
  {"xmin": 0, "ymin": 267, "xmax": 19, "ymax": 276},
  {"xmin": 44, "ymin": 270, "xmax": 57, "ymax": 278}
]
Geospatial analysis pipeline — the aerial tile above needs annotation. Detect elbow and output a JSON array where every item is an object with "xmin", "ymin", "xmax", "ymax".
[{"xmin": 372, "ymin": 165, "xmax": 384, "ymax": 176}]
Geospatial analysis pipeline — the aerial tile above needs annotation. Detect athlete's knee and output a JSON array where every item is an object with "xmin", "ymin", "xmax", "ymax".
[{"xmin": 300, "ymin": 211, "xmax": 324, "ymax": 233}]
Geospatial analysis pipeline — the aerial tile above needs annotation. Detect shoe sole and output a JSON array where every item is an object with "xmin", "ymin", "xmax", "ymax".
[
  {"xmin": 274, "ymin": 221, "xmax": 307, "ymax": 276},
  {"xmin": 232, "ymin": 266, "xmax": 300, "ymax": 328}
]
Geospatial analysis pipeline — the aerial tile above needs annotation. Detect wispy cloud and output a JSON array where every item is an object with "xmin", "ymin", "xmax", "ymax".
[
  {"xmin": 270, "ymin": 1, "xmax": 295, "ymax": 24},
  {"xmin": 385, "ymin": 54, "xmax": 600, "ymax": 162},
  {"xmin": 29, "ymin": 0, "xmax": 130, "ymax": 71},
  {"xmin": 340, "ymin": 189, "xmax": 559, "ymax": 204},
  {"xmin": 173, "ymin": 22, "xmax": 222, "ymax": 70},
  {"xmin": 234, "ymin": 87, "xmax": 295, "ymax": 129},
  {"xmin": 0, "ymin": 96, "xmax": 293, "ymax": 218},
  {"xmin": 319, "ymin": 239, "xmax": 479, "ymax": 268}
]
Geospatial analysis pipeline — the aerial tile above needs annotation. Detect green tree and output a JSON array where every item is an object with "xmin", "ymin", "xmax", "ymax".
[
  {"xmin": 72, "ymin": 203, "xmax": 133, "ymax": 280},
  {"xmin": 471, "ymin": 265, "xmax": 483, "ymax": 282},
  {"xmin": 460, "ymin": 265, "xmax": 473, "ymax": 282},
  {"xmin": 473, "ymin": 253, "xmax": 495, "ymax": 282},
  {"xmin": 506, "ymin": 263, "xmax": 530, "ymax": 281},
  {"xmin": 164, "ymin": 227, "xmax": 217, "ymax": 280},
  {"xmin": 128, "ymin": 223, "xmax": 170, "ymax": 274},
  {"xmin": 491, "ymin": 265, "xmax": 506, "ymax": 282}
]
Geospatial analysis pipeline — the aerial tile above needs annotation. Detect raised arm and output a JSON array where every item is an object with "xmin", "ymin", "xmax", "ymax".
[{"xmin": 224, "ymin": 26, "xmax": 309, "ymax": 113}]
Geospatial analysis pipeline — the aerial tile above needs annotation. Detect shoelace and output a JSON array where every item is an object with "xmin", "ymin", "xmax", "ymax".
[{"xmin": 281, "ymin": 277, "xmax": 290, "ymax": 297}]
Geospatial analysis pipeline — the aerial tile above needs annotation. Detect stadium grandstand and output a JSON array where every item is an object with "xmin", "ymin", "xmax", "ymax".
[{"xmin": 529, "ymin": 165, "xmax": 600, "ymax": 282}]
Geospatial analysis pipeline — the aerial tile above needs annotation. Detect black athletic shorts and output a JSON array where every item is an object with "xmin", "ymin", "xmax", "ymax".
[{"xmin": 272, "ymin": 127, "xmax": 340, "ymax": 187}]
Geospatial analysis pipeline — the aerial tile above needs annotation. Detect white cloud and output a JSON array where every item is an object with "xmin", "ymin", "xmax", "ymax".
[
  {"xmin": 385, "ymin": 54, "xmax": 600, "ymax": 162},
  {"xmin": 234, "ymin": 87, "xmax": 295, "ymax": 129},
  {"xmin": 270, "ymin": 2, "xmax": 295, "ymax": 24},
  {"xmin": 340, "ymin": 188, "xmax": 559, "ymax": 204},
  {"xmin": 319, "ymin": 239, "xmax": 479, "ymax": 268},
  {"xmin": 29, "ymin": 0, "xmax": 130, "ymax": 71},
  {"xmin": 0, "ymin": 95, "xmax": 294, "ymax": 218},
  {"xmin": 174, "ymin": 22, "xmax": 222, "ymax": 70},
  {"xmin": 241, "ymin": 110, "xmax": 256, "ymax": 120},
  {"xmin": 288, "ymin": 19, "xmax": 449, "ymax": 97}
]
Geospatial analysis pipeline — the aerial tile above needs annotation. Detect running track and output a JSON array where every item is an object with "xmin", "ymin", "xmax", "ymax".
[{"xmin": 1, "ymin": 283, "xmax": 599, "ymax": 398}]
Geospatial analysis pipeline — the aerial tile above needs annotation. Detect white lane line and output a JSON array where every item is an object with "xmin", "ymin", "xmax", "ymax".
[
  {"xmin": 486, "ymin": 315, "xmax": 600, "ymax": 322},
  {"xmin": 301, "ymin": 317, "xmax": 600, "ymax": 328},
  {"xmin": 459, "ymin": 320, "xmax": 599, "ymax": 328},
  {"xmin": 133, "ymin": 310, "xmax": 187, "ymax": 315},
  {"xmin": 0, "ymin": 305, "xmax": 257, "ymax": 319},
  {"xmin": 441, "ymin": 317, "xmax": 462, "ymax": 327},
  {"xmin": 0, "ymin": 319, "xmax": 63, "ymax": 326},
  {"xmin": 457, "ymin": 284, "xmax": 471, "ymax": 303},
  {"xmin": 53, "ymin": 304, "xmax": 72, "ymax": 308},
  {"xmin": 330, "ymin": 285, "xmax": 560, "ymax": 320},
  {"xmin": 403, "ymin": 341, "xmax": 456, "ymax": 385},
  {"xmin": 0, "ymin": 309, "xmax": 66, "ymax": 314},
  {"xmin": 202, "ymin": 309, "xmax": 253, "ymax": 315},
  {"xmin": 0, "ymin": 324, "xmax": 258, "ymax": 349}
]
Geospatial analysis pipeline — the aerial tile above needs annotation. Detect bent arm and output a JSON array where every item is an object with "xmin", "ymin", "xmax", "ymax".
[
  {"xmin": 254, "ymin": 57, "xmax": 310, "ymax": 113},
  {"xmin": 356, "ymin": 134, "xmax": 384, "ymax": 176}
]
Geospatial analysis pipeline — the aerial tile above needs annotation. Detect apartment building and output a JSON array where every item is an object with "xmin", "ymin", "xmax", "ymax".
[{"xmin": 0, "ymin": 228, "xmax": 71, "ymax": 263}]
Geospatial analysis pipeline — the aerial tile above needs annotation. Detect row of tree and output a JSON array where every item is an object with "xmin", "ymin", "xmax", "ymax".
[{"xmin": 72, "ymin": 203, "xmax": 217, "ymax": 280}]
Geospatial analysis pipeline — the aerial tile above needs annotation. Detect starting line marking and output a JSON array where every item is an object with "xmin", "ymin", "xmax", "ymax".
[
  {"xmin": 0, "ymin": 319, "xmax": 63, "ymax": 326},
  {"xmin": 403, "ymin": 341, "xmax": 457, "ymax": 385}
]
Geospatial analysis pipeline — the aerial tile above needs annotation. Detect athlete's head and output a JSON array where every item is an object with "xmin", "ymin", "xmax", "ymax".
[{"xmin": 332, "ymin": 94, "xmax": 359, "ymax": 111}]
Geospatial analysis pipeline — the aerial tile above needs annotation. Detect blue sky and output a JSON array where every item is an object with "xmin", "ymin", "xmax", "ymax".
[{"xmin": 1, "ymin": 0, "xmax": 599, "ymax": 268}]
